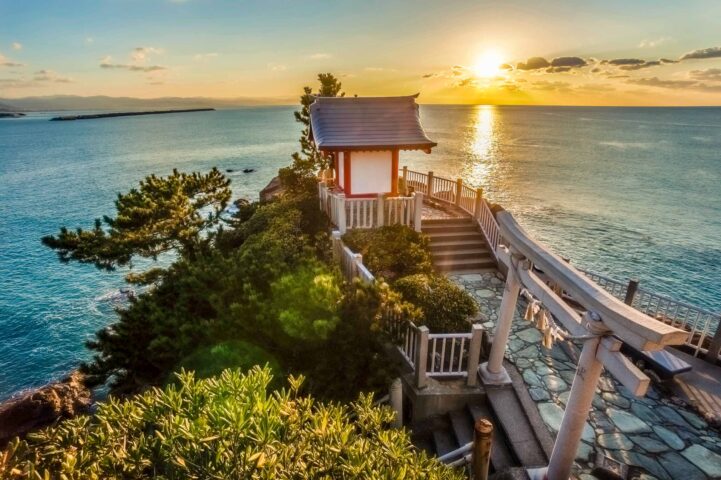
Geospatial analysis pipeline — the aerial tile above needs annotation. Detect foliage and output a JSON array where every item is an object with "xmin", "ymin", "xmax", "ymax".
[
  {"xmin": 393, "ymin": 274, "xmax": 478, "ymax": 333},
  {"xmin": 174, "ymin": 340, "xmax": 281, "ymax": 381},
  {"xmin": 1, "ymin": 368, "xmax": 463, "ymax": 480},
  {"xmin": 342, "ymin": 225, "xmax": 434, "ymax": 281},
  {"xmin": 278, "ymin": 73, "xmax": 344, "ymax": 193},
  {"xmin": 42, "ymin": 168, "xmax": 231, "ymax": 284}
]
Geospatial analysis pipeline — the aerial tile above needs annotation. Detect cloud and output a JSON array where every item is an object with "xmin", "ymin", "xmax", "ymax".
[
  {"xmin": 680, "ymin": 47, "xmax": 721, "ymax": 60},
  {"xmin": 639, "ymin": 37, "xmax": 670, "ymax": 48},
  {"xmin": 500, "ymin": 63, "xmax": 513, "ymax": 70},
  {"xmin": 421, "ymin": 73, "xmax": 436, "ymax": 78},
  {"xmin": 308, "ymin": 53, "xmax": 331, "ymax": 60},
  {"xmin": 33, "ymin": 69, "xmax": 72, "ymax": 83},
  {"xmin": 550, "ymin": 56, "xmax": 587, "ymax": 68},
  {"xmin": 12, "ymin": 42, "xmax": 22, "ymax": 51},
  {"xmin": 628, "ymin": 77, "xmax": 696, "ymax": 89},
  {"xmin": 85, "ymin": 37, "xmax": 94, "ymax": 44},
  {"xmin": 268, "ymin": 63, "xmax": 287, "ymax": 71},
  {"xmin": 688, "ymin": 68, "xmax": 721, "ymax": 82},
  {"xmin": 516, "ymin": 57, "xmax": 550, "ymax": 70},
  {"xmin": 193, "ymin": 52, "xmax": 219, "ymax": 61},
  {"xmin": 0, "ymin": 52, "xmax": 25, "ymax": 67},
  {"xmin": 529, "ymin": 80, "xmax": 572, "ymax": 91},
  {"xmin": 600, "ymin": 58, "xmax": 665, "ymax": 71},
  {"xmin": 131, "ymin": 47, "xmax": 164, "ymax": 63},
  {"xmin": 100, "ymin": 56, "xmax": 165, "ymax": 72}
]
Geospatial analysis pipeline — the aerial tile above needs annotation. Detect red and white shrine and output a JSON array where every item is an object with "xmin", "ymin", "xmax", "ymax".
[{"xmin": 309, "ymin": 94, "xmax": 436, "ymax": 197}]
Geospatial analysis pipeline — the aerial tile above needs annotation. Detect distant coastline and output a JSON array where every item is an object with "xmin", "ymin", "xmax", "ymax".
[{"xmin": 50, "ymin": 108, "xmax": 215, "ymax": 121}]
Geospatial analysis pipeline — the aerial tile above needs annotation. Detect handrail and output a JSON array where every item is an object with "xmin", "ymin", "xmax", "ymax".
[
  {"xmin": 496, "ymin": 210, "xmax": 688, "ymax": 351},
  {"xmin": 437, "ymin": 441, "xmax": 473, "ymax": 463}
]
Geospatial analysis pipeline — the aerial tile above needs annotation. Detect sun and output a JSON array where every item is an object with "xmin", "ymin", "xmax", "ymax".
[{"xmin": 472, "ymin": 50, "xmax": 504, "ymax": 78}]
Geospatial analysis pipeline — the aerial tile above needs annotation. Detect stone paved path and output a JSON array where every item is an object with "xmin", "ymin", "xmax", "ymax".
[{"xmin": 449, "ymin": 271, "xmax": 721, "ymax": 480}]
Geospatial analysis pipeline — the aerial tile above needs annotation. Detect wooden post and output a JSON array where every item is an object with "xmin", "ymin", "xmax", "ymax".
[
  {"xmin": 547, "ymin": 333, "xmax": 604, "ymax": 480},
  {"xmin": 705, "ymin": 316, "xmax": 721, "ymax": 363},
  {"xmin": 473, "ymin": 187, "xmax": 483, "ymax": 220},
  {"xmin": 413, "ymin": 192, "xmax": 423, "ymax": 232},
  {"xmin": 402, "ymin": 166, "xmax": 408, "ymax": 196},
  {"xmin": 624, "ymin": 278, "xmax": 640, "ymax": 306},
  {"xmin": 318, "ymin": 181, "xmax": 325, "ymax": 211},
  {"xmin": 455, "ymin": 178, "xmax": 463, "ymax": 207},
  {"xmin": 353, "ymin": 253, "xmax": 363, "ymax": 279},
  {"xmin": 331, "ymin": 230, "xmax": 342, "ymax": 262},
  {"xmin": 337, "ymin": 193, "xmax": 347, "ymax": 234},
  {"xmin": 427, "ymin": 171, "xmax": 434, "ymax": 198},
  {"xmin": 391, "ymin": 149, "xmax": 399, "ymax": 196},
  {"xmin": 415, "ymin": 326, "xmax": 429, "ymax": 389},
  {"xmin": 472, "ymin": 418, "xmax": 493, "ymax": 480},
  {"xmin": 466, "ymin": 324, "xmax": 483, "ymax": 386},
  {"xmin": 390, "ymin": 378, "xmax": 403, "ymax": 428},
  {"xmin": 377, "ymin": 193, "xmax": 385, "ymax": 227}
]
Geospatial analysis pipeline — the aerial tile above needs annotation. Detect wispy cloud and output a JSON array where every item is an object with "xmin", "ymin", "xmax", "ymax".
[
  {"xmin": 85, "ymin": 37, "xmax": 94, "ymax": 45},
  {"xmin": 0, "ymin": 52, "xmax": 24, "ymax": 67},
  {"xmin": 99, "ymin": 47, "xmax": 167, "ymax": 72},
  {"xmin": 11, "ymin": 42, "xmax": 22, "ymax": 51},
  {"xmin": 33, "ymin": 69, "xmax": 72, "ymax": 83},
  {"xmin": 193, "ymin": 52, "xmax": 219, "ymax": 61},
  {"xmin": 308, "ymin": 53, "xmax": 331, "ymax": 60},
  {"xmin": 688, "ymin": 68, "xmax": 721, "ymax": 82},
  {"xmin": 268, "ymin": 63, "xmax": 287, "ymax": 71},
  {"xmin": 680, "ymin": 46, "xmax": 721, "ymax": 60},
  {"xmin": 638, "ymin": 37, "xmax": 670, "ymax": 48},
  {"xmin": 131, "ymin": 46, "xmax": 164, "ymax": 63}
]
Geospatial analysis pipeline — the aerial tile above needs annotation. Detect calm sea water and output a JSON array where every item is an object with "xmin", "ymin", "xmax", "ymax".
[{"xmin": 1, "ymin": 106, "xmax": 720, "ymax": 399}]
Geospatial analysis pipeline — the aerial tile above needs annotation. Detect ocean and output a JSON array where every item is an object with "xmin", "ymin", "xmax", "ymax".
[{"xmin": 1, "ymin": 105, "xmax": 720, "ymax": 400}]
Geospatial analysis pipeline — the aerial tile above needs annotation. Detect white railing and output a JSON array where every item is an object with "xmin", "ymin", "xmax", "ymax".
[
  {"xmin": 427, "ymin": 333, "xmax": 473, "ymax": 377},
  {"xmin": 318, "ymin": 182, "xmax": 421, "ymax": 234},
  {"xmin": 331, "ymin": 232, "xmax": 376, "ymax": 284},
  {"xmin": 578, "ymin": 268, "xmax": 720, "ymax": 358},
  {"xmin": 404, "ymin": 169, "xmax": 501, "ymax": 262}
]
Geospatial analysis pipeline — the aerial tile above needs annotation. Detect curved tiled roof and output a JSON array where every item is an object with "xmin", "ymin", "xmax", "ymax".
[{"xmin": 309, "ymin": 94, "xmax": 436, "ymax": 151}]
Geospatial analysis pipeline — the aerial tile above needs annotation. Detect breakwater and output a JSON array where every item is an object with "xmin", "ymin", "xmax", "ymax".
[{"xmin": 50, "ymin": 108, "xmax": 215, "ymax": 121}]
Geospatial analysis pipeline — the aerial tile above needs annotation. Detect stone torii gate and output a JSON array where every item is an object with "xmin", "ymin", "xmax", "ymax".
[{"xmin": 478, "ymin": 210, "xmax": 689, "ymax": 480}]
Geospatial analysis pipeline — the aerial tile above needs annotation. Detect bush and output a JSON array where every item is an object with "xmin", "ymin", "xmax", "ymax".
[
  {"xmin": 1, "ymin": 368, "xmax": 463, "ymax": 480},
  {"xmin": 342, "ymin": 225, "xmax": 433, "ymax": 281},
  {"xmin": 393, "ymin": 274, "xmax": 478, "ymax": 333},
  {"xmin": 174, "ymin": 340, "xmax": 281, "ymax": 380}
]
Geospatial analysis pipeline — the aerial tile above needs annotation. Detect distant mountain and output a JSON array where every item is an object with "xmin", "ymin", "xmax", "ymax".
[
  {"xmin": 0, "ymin": 95, "xmax": 296, "ymax": 112},
  {"xmin": 0, "ymin": 101, "xmax": 20, "ymax": 112}
]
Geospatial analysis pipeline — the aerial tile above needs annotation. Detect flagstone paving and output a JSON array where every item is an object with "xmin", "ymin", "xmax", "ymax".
[{"xmin": 449, "ymin": 271, "xmax": 721, "ymax": 480}]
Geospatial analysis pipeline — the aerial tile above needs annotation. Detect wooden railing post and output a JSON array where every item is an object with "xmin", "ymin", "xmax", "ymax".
[
  {"xmin": 337, "ymin": 193, "xmax": 347, "ymax": 234},
  {"xmin": 455, "ymin": 178, "xmax": 463, "ymax": 206},
  {"xmin": 402, "ymin": 166, "xmax": 408, "ymax": 196},
  {"xmin": 318, "ymin": 181, "xmax": 325, "ymax": 212},
  {"xmin": 466, "ymin": 324, "xmax": 483, "ymax": 386},
  {"xmin": 377, "ymin": 193, "xmax": 385, "ymax": 227},
  {"xmin": 390, "ymin": 378, "xmax": 403, "ymax": 428},
  {"xmin": 426, "ymin": 171, "xmax": 434, "ymax": 198},
  {"xmin": 472, "ymin": 419, "xmax": 493, "ymax": 480},
  {"xmin": 353, "ymin": 253, "xmax": 363, "ymax": 278},
  {"xmin": 473, "ymin": 187, "xmax": 483, "ymax": 220},
  {"xmin": 705, "ymin": 316, "xmax": 721, "ymax": 363},
  {"xmin": 331, "ymin": 230, "xmax": 342, "ymax": 262},
  {"xmin": 413, "ymin": 192, "xmax": 423, "ymax": 232},
  {"xmin": 415, "ymin": 326, "xmax": 429, "ymax": 389},
  {"xmin": 624, "ymin": 278, "xmax": 640, "ymax": 306}
]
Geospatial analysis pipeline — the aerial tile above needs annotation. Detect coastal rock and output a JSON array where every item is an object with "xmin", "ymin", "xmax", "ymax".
[{"xmin": 0, "ymin": 371, "xmax": 92, "ymax": 447}]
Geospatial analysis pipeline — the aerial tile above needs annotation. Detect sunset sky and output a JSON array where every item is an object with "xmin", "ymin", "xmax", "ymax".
[{"xmin": 2, "ymin": 0, "xmax": 721, "ymax": 105}]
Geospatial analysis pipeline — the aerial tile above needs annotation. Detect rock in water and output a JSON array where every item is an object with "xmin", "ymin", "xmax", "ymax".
[
  {"xmin": 243, "ymin": 168, "xmax": 255, "ymax": 173},
  {"xmin": 0, "ymin": 371, "xmax": 92, "ymax": 447}
]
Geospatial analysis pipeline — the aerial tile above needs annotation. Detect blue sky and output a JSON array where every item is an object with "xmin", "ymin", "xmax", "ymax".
[{"xmin": 2, "ymin": 0, "xmax": 721, "ymax": 104}]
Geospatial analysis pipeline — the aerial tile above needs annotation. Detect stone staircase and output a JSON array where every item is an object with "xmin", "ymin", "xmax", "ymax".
[
  {"xmin": 411, "ymin": 402, "xmax": 515, "ymax": 473},
  {"xmin": 422, "ymin": 217, "xmax": 496, "ymax": 273}
]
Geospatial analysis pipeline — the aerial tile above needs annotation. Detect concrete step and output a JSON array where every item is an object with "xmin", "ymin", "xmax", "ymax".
[
  {"xmin": 468, "ymin": 403, "xmax": 516, "ymax": 472},
  {"xmin": 432, "ymin": 248, "xmax": 492, "ymax": 262},
  {"xmin": 432, "ymin": 425, "xmax": 458, "ymax": 457},
  {"xmin": 428, "ymin": 232, "xmax": 487, "ymax": 243},
  {"xmin": 435, "ymin": 259, "xmax": 497, "ymax": 272},
  {"xmin": 430, "ymin": 240, "xmax": 490, "ymax": 253},
  {"xmin": 449, "ymin": 408, "xmax": 475, "ymax": 447},
  {"xmin": 485, "ymin": 387, "xmax": 548, "ymax": 468},
  {"xmin": 422, "ymin": 224, "xmax": 478, "ymax": 234},
  {"xmin": 422, "ymin": 217, "xmax": 475, "ymax": 226}
]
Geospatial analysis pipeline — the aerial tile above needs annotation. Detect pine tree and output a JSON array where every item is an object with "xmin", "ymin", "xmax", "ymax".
[
  {"xmin": 279, "ymin": 73, "xmax": 344, "ymax": 192},
  {"xmin": 42, "ymin": 168, "xmax": 231, "ymax": 284}
]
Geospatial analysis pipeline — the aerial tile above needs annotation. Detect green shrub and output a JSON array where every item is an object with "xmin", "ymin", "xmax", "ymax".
[
  {"xmin": 1, "ymin": 368, "xmax": 463, "ymax": 480},
  {"xmin": 393, "ymin": 274, "xmax": 478, "ymax": 333},
  {"xmin": 174, "ymin": 340, "xmax": 281, "ymax": 380},
  {"xmin": 342, "ymin": 225, "xmax": 433, "ymax": 281}
]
